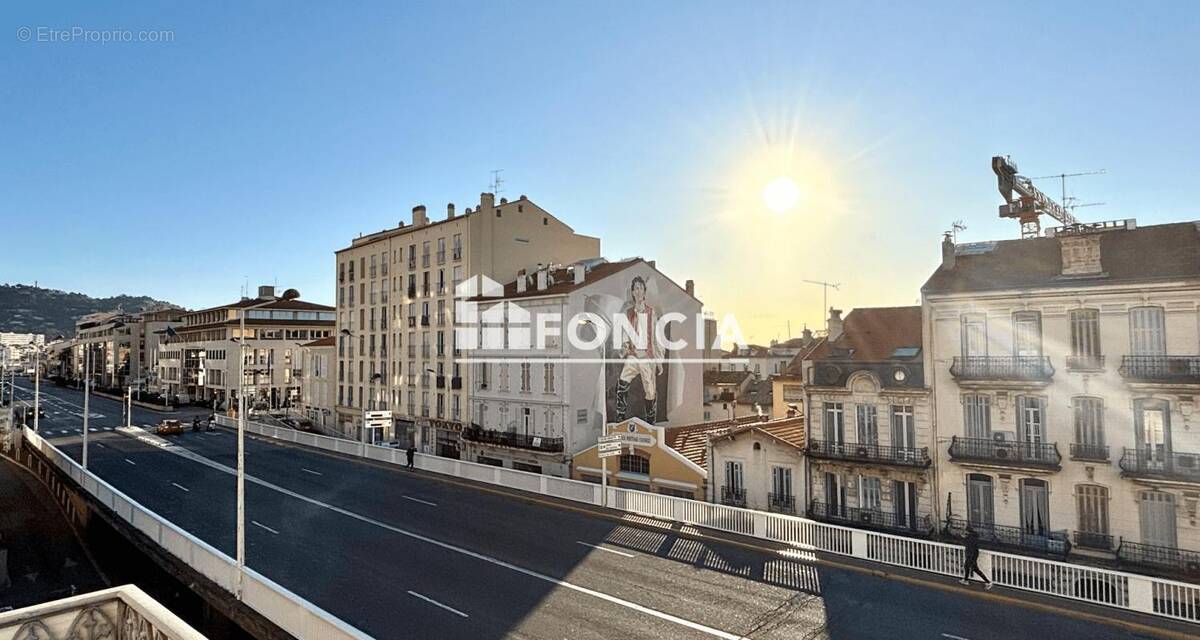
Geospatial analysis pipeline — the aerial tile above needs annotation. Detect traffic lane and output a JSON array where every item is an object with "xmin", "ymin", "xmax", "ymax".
[
  {"xmin": 52, "ymin": 433, "xmax": 742, "ymax": 640},
  {"xmin": 15, "ymin": 383, "xmax": 208, "ymax": 434},
  {"xmin": 163, "ymin": 430, "xmax": 823, "ymax": 637}
]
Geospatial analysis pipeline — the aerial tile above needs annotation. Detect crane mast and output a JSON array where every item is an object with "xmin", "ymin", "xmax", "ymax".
[{"xmin": 992, "ymin": 155, "xmax": 1079, "ymax": 238}]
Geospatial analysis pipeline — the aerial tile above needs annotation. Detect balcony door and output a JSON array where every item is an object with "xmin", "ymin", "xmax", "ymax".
[
  {"xmin": 824, "ymin": 472, "xmax": 846, "ymax": 515},
  {"xmin": 1134, "ymin": 399, "xmax": 1172, "ymax": 467},
  {"xmin": 1138, "ymin": 491, "xmax": 1178, "ymax": 548},
  {"xmin": 961, "ymin": 315, "xmax": 987, "ymax": 357},
  {"xmin": 823, "ymin": 402, "xmax": 845, "ymax": 445},
  {"xmin": 771, "ymin": 466, "xmax": 793, "ymax": 504},
  {"xmin": 1019, "ymin": 479, "xmax": 1050, "ymax": 537},
  {"xmin": 1017, "ymin": 396, "xmax": 1046, "ymax": 456},
  {"xmin": 724, "ymin": 460, "xmax": 744, "ymax": 495},
  {"xmin": 1013, "ymin": 311, "xmax": 1043, "ymax": 358},
  {"xmin": 891, "ymin": 405, "xmax": 915, "ymax": 449},
  {"xmin": 893, "ymin": 480, "xmax": 918, "ymax": 529},
  {"xmin": 966, "ymin": 474, "xmax": 994, "ymax": 528},
  {"xmin": 856, "ymin": 405, "xmax": 879, "ymax": 446},
  {"xmin": 859, "ymin": 476, "xmax": 882, "ymax": 512},
  {"xmin": 1130, "ymin": 306, "xmax": 1166, "ymax": 356}
]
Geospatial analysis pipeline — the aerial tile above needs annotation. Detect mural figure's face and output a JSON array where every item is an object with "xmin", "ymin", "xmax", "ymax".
[{"xmin": 631, "ymin": 280, "xmax": 646, "ymax": 305}]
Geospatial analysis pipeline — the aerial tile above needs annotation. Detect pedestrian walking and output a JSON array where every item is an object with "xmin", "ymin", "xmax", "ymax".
[
  {"xmin": 406, "ymin": 445, "xmax": 416, "ymax": 470},
  {"xmin": 959, "ymin": 527, "xmax": 993, "ymax": 589}
]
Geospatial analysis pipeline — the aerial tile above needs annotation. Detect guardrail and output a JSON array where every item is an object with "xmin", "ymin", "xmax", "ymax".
[
  {"xmin": 215, "ymin": 415, "xmax": 1200, "ymax": 625},
  {"xmin": 21, "ymin": 426, "xmax": 372, "ymax": 640}
]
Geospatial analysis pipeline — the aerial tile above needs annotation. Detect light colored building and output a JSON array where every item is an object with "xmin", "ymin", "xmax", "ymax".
[
  {"xmin": 159, "ymin": 286, "xmax": 334, "ymax": 411},
  {"xmin": 924, "ymin": 219, "xmax": 1200, "ymax": 578},
  {"xmin": 0, "ymin": 332, "xmax": 44, "ymax": 348},
  {"xmin": 333, "ymin": 192, "xmax": 601, "ymax": 453},
  {"xmin": 464, "ymin": 258, "xmax": 705, "ymax": 475},
  {"xmin": 298, "ymin": 336, "xmax": 337, "ymax": 434},
  {"xmin": 572, "ymin": 417, "xmax": 716, "ymax": 499},
  {"xmin": 136, "ymin": 307, "xmax": 185, "ymax": 395},
  {"xmin": 796, "ymin": 306, "xmax": 935, "ymax": 536},
  {"xmin": 72, "ymin": 310, "xmax": 140, "ymax": 390},
  {"xmin": 719, "ymin": 336, "xmax": 814, "ymax": 379},
  {"xmin": 709, "ymin": 415, "xmax": 806, "ymax": 513}
]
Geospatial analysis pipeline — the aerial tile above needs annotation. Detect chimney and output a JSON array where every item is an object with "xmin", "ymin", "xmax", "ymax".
[
  {"xmin": 536, "ymin": 269, "xmax": 548, "ymax": 291},
  {"xmin": 941, "ymin": 233, "xmax": 956, "ymax": 270},
  {"xmin": 802, "ymin": 327, "xmax": 813, "ymax": 343},
  {"xmin": 516, "ymin": 269, "xmax": 527, "ymax": 293},
  {"xmin": 413, "ymin": 205, "xmax": 428, "ymax": 227},
  {"xmin": 500, "ymin": 197, "xmax": 508, "ymax": 205},
  {"xmin": 257, "ymin": 285, "xmax": 276, "ymax": 300},
  {"xmin": 573, "ymin": 265, "xmax": 585, "ymax": 285},
  {"xmin": 685, "ymin": 279, "xmax": 694, "ymax": 297},
  {"xmin": 1059, "ymin": 234, "xmax": 1103, "ymax": 276},
  {"xmin": 786, "ymin": 404, "xmax": 799, "ymax": 419},
  {"xmin": 447, "ymin": 203, "xmax": 456, "ymax": 219},
  {"xmin": 828, "ymin": 308, "xmax": 844, "ymax": 341}
]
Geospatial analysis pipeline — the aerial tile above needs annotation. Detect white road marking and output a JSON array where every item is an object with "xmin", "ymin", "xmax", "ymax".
[
  {"xmin": 95, "ymin": 443, "xmax": 106, "ymax": 449},
  {"xmin": 134, "ymin": 440, "xmax": 743, "ymax": 639},
  {"xmin": 942, "ymin": 634, "xmax": 972, "ymax": 640},
  {"xmin": 171, "ymin": 482, "xmax": 190, "ymax": 492},
  {"xmin": 252, "ymin": 520, "xmax": 280, "ymax": 535},
  {"xmin": 125, "ymin": 459, "xmax": 136, "ymax": 466},
  {"xmin": 407, "ymin": 591, "xmax": 468, "ymax": 618},
  {"xmin": 402, "ymin": 495, "xmax": 437, "ymax": 507},
  {"xmin": 301, "ymin": 468, "xmax": 323, "ymax": 476},
  {"xmin": 576, "ymin": 541, "xmax": 635, "ymax": 557}
]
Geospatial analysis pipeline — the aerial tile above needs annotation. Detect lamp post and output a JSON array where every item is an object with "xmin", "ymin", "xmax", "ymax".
[{"xmin": 234, "ymin": 287, "xmax": 300, "ymax": 599}]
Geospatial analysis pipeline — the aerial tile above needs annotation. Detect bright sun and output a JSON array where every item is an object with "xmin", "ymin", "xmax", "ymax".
[{"xmin": 762, "ymin": 176, "xmax": 801, "ymax": 213}]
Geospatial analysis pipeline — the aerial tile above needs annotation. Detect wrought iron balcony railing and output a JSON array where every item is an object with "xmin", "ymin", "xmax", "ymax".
[
  {"xmin": 721, "ymin": 487, "xmax": 747, "ymax": 508},
  {"xmin": 1119, "ymin": 355, "xmax": 1200, "ymax": 384},
  {"xmin": 461, "ymin": 426, "xmax": 564, "ymax": 453},
  {"xmin": 950, "ymin": 356, "xmax": 1054, "ymax": 381},
  {"xmin": 810, "ymin": 500, "xmax": 933, "ymax": 535},
  {"xmin": 1119, "ymin": 447, "xmax": 1200, "ymax": 482},
  {"xmin": 1073, "ymin": 530, "xmax": 1114, "ymax": 551},
  {"xmin": 1069, "ymin": 442, "xmax": 1110, "ymax": 462},
  {"xmin": 1118, "ymin": 540, "xmax": 1200, "ymax": 578},
  {"xmin": 1065, "ymin": 355, "xmax": 1106, "ymax": 371},
  {"xmin": 807, "ymin": 439, "xmax": 931, "ymax": 468},
  {"xmin": 948, "ymin": 436, "xmax": 1062, "ymax": 469},
  {"xmin": 768, "ymin": 492, "xmax": 796, "ymax": 515},
  {"xmin": 945, "ymin": 517, "xmax": 1069, "ymax": 556}
]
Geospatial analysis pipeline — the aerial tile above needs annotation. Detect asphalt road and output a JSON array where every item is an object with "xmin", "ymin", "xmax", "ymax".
[{"xmin": 11, "ymin": 380, "xmax": 1185, "ymax": 640}]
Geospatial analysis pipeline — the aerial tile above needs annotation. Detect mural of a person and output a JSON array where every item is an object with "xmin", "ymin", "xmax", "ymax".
[{"xmin": 615, "ymin": 276, "xmax": 664, "ymax": 423}]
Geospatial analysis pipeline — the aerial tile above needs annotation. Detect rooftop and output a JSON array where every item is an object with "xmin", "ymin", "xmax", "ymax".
[{"xmin": 799, "ymin": 306, "xmax": 922, "ymax": 365}]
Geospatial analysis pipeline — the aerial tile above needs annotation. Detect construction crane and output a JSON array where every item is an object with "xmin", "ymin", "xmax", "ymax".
[{"xmin": 992, "ymin": 155, "xmax": 1079, "ymax": 239}]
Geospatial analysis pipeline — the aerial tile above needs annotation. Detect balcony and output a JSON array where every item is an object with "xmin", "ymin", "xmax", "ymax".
[
  {"xmin": 1073, "ymin": 530, "xmax": 1114, "ymax": 551},
  {"xmin": 1066, "ymin": 354, "xmax": 1105, "ymax": 371},
  {"xmin": 721, "ymin": 487, "xmax": 747, "ymax": 508},
  {"xmin": 1119, "ymin": 355, "xmax": 1200, "ymax": 384},
  {"xmin": 807, "ymin": 439, "xmax": 931, "ymax": 468},
  {"xmin": 948, "ymin": 436, "xmax": 1062, "ymax": 470},
  {"xmin": 950, "ymin": 356, "xmax": 1054, "ymax": 383},
  {"xmin": 768, "ymin": 492, "xmax": 797, "ymax": 515},
  {"xmin": 1069, "ymin": 442, "xmax": 1110, "ymax": 462},
  {"xmin": 1117, "ymin": 540, "xmax": 1200, "ymax": 579},
  {"xmin": 462, "ymin": 426, "xmax": 564, "ymax": 453},
  {"xmin": 436, "ymin": 375, "xmax": 446, "ymax": 389},
  {"xmin": 810, "ymin": 500, "xmax": 933, "ymax": 535},
  {"xmin": 407, "ymin": 286, "xmax": 416, "ymax": 298},
  {"xmin": 945, "ymin": 518, "xmax": 1069, "ymax": 555},
  {"xmin": 1119, "ymin": 447, "xmax": 1200, "ymax": 483}
]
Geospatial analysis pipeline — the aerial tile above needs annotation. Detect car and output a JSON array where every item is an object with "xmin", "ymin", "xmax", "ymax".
[{"xmin": 155, "ymin": 419, "xmax": 184, "ymax": 436}]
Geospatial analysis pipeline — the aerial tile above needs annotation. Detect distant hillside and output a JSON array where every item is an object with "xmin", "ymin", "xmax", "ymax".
[{"xmin": 0, "ymin": 283, "xmax": 179, "ymax": 338}]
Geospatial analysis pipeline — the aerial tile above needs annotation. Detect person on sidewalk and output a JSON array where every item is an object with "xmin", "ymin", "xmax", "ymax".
[
  {"xmin": 960, "ymin": 527, "xmax": 993, "ymax": 589},
  {"xmin": 406, "ymin": 445, "xmax": 416, "ymax": 470}
]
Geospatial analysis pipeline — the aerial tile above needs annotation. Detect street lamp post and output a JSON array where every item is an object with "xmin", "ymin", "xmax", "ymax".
[
  {"xmin": 234, "ymin": 288, "xmax": 300, "ymax": 599},
  {"xmin": 82, "ymin": 345, "xmax": 91, "ymax": 469}
]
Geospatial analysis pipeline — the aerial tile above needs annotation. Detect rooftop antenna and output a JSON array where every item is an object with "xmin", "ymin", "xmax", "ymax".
[
  {"xmin": 947, "ymin": 220, "xmax": 967, "ymax": 243},
  {"xmin": 1031, "ymin": 168, "xmax": 1106, "ymax": 211},
  {"xmin": 490, "ymin": 169, "xmax": 505, "ymax": 198},
  {"xmin": 800, "ymin": 280, "xmax": 841, "ymax": 332}
]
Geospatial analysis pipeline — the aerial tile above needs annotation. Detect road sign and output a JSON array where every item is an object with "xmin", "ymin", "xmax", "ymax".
[
  {"xmin": 598, "ymin": 434, "xmax": 623, "ymax": 444},
  {"xmin": 597, "ymin": 442, "xmax": 623, "ymax": 453},
  {"xmin": 365, "ymin": 410, "xmax": 392, "ymax": 420},
  {"xmin": 598, "ymin": 448, "xmax": 622, "ymax": 459},
  {"xmin": 615, "ymin": 433, "xmax": 655, "ymax": 447}
]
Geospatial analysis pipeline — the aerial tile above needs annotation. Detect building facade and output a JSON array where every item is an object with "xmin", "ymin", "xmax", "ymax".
[
  {"xmin": 298, "ymin": 336, "xmax": 336, "ymax": 434},
  {"xmin": 158, "ymin": 286, "xmax": 334, "ymax": 411},
  {"xmin": 924, "ymin": 220, "xmax": 1200, "ymax": 577},
  {"xmin": 709, "ymin": 416, "xmax": 806, "ymax": 514},
  {"xmin": 333, "ymin": 193, "xmax": 601, "ymax": 452}
]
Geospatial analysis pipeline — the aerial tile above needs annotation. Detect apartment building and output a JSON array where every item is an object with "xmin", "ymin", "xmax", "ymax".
[
  {"xmin": 298, "ymin": 336, "xmax": 336, "ymax": 434},
  {"xmin": 71, "ymin": 310, "xmax": 140, "ymax": 389},
  {"xmin": 135, "ymin": 307, "xmax": 185, "ymax": 394},
  {"xmin": 795, "ymin": 306, "xmax": 935, "ymax": 536},
  {"xmin": 924, "ymin": 219, "xmax": 1200, "ymax": 578},
  {"xmin": 709, "ymin": 415, "xmax": 806, "ymax": 514},
  {"xmin": 333, "ymin": 192, "xmax": 600, "ymax": 451},
  {"xmin": 464, "ymin": 258, "xmax": 705, "ymax": 475},
  {"xmin": 158, "ymin": 286, "xmax": 334, "ymax": 411}
]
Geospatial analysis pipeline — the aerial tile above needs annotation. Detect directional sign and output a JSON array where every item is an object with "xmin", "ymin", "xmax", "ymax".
[
  {"xmin": 598, "ymin": 448, "xmax": 622, "ymax": 459},
  {"xmin": 597, "ymin": 442, "xmax": 623, "ymax": 453},
  {"xmin": 365, "ymin": 410, "xmax": 392, "ymax": 420},
  {"xmin": 616, "ymin": 433, "xmax": 655, "ymax": 447},
  {"xmin": 597, "ymin": 434, "xmax": 623, "ymax": 444}
]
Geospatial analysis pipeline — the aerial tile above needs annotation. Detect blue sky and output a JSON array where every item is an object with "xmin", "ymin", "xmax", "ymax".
[{"xmin": 3, "ymin": 2, "xmax": 1198, "ymax": 342}]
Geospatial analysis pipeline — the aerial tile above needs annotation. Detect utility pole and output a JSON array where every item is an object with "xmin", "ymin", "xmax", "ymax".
[
  {"xmin": 82, "ymin": 347, "xmax": 90, "ymax": 470},
  {"xmin": 33, "ymin": 348, "xmax": 40, "ymax": 433}
]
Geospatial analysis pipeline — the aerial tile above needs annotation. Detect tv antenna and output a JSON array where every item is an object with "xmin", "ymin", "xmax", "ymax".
[
  {"xmin": 800, "ymin": 280, "xmax": 841, "ymax": 332},
  {"xmin": 489, "ymin": 169, "xmax": 505, "ymax": 197},
  {"xmin": 1031, "ymin": 168, "xmax": 1106, "ymax": 209},
  {"xmin": 947, "ymin": 220, "xmax": 967, "ymax": 243}
]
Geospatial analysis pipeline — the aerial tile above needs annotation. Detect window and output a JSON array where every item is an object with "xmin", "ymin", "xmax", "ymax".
[
  {"xmin": 543, "ymin": 363, "xmax": 554, "ymax": 393},
  {"xmin": 1073, "ymin": 397, "xmax": 1105, "ymax": 448},
  {"xmin": 890, "ymin": 405, "xmax": 915, "ymax": 450},
  {"xmin": 1017, "ymin": 396, "xmax": 1045, "ymax": 445},
  {"xmin": 724, "ymin": 460, "xmax": 744, "ymax": 493},
  {"xmin": 961, "ymin": 315, "xmax": 987, "ymax": 357},
  {"xmin": 1138, "ymin": 490, "xmax": 1178, "ymax": 548},
  {"xmin": 963, "ymin": 394, "xmax": 991, "ymax": 439},
  {"xmin": 1134, "ymin": 398, "xmax": 1171, "ymax": 464},
  {"xmin": 620, "ymin": 453, "xmax": 650, "ymax": 475},
  {"xmin": 771, "ymin": 466, "xmax": 793, "ymax": 499},
  {"xmin": 859, "ymin": 476, "xmax": 882, "ymax": 511},
  {"xmin": 520, "ymin": 362, "xmax": 531, "ymax": 392},
  {"xmin": 1012, "ymin": 311, "xmax": 1042, "ymax": 357},
  {"xmin": 1069, "ymin": 309, "xmax": 1102, "ymax": 366},
  {"xmin": 822, "ymin": 402, "xmax": 844, "ymax": 444},
  {"xmin": 1019, "ymin": 478, "xmax": 1050, "ymax": 536},
  {"xmin": 856, "ymin": 405, "xmax": 878, "ymax": 445},
  {"xmin": 1076, "ymin": 485, "xmax": 1110, "ymax": 544},
  {"xmin": 576, "ymin": 409, "xmax": 588, "ymax": 424},
  {"xmin": 1129, "ymin": 306, "xmax": 1166, "ymax": 356},
  {"xmin": 966, "ymin": 474, "xmax": 994, "ymax": 528},
  {"xmin": 521, "ymin": 407, "xmax": 532, "ymax": 433}
]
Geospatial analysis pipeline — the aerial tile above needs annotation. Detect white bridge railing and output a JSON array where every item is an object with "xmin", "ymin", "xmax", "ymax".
[
  {"xmin": 22, "ymin": 426, "xmax": 372, "ymax": 640},
  {"xmin": 218, "ymin": 415, "xmax": 1200, "ymax": 626}
]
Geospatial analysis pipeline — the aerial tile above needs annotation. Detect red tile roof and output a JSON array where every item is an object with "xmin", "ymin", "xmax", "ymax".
[
  {"xmin": 803, "ymin": 306, "xmax": 921, "ymax": 363},
  {"xmin": 663, "ymin": 415, "xmax": 765, "ymax": 470}
]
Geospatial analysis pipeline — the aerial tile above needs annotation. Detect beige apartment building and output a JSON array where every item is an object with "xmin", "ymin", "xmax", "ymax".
[
  {"xmin": 158, "ymin": 286, "xmax": 334, "ymax": 411},
  {"xmin": 298, "ymin": 336, "xmax": 336, "ymax": 434},
  {"xmin": 334, "ymin": 192, "xmax": 600, "ymax": 452},
  {"xmin": 925, "ymin": 219, "xmax": 1200, "ymax": 580}
]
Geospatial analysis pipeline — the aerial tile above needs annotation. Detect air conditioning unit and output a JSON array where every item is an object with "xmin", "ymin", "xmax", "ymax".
[{"xmin": 993, "ymin": 431, "xmax": 1016, "ymax": 442}]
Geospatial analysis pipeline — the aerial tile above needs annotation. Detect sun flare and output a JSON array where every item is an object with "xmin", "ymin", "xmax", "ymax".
[{"xmin": 762, "ymin": 176, "xmax": 801, "ymax": 213}]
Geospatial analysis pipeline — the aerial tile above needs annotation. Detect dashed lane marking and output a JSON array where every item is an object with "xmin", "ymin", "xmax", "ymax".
[
  {"xmin": 407, "ymin": 591, "xmax": 468, "ymax": 618},
  {"xmin": 402, "ymin": 495, "xmax": 437, "ymax": 507},
  {"xmin": 171, "ymin": 482, "xmax": 190, "ymax": 492},
  {"xmin": 252, "ymin": 520, "xmax": 280, "ymax": 535},
  {"xmin": 576, "ymin": 541, "xmax": 635, "ymax": 558}
]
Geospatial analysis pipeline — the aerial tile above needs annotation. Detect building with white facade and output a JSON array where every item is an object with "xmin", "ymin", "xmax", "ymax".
[
  {"xmin": 333, "ymin": 193, "xmax": 600, "ymax": 454},
  {"xmin": 463, "ymin": 258, "xmax": 705, "ymax": 476},
  {"xmin": 709, "ymin": 416, "xmax": 806, "ymax": 514},
  {"xmin": 298, "ymin": 336, "xmax": 336, "ymax": 434},
  {"xmin": 924, "ymin": 219, "xmax": 1200, "ymax": 578}
]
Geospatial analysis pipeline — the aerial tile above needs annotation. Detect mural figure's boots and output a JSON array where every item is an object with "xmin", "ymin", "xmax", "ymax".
[
  {"xmin": 615, "ymin": 380, "xmax": 630, "ymax": 421},
  {"xmin": 645, "ymin": 398, "xmax": 657, "ymax": 424}
]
